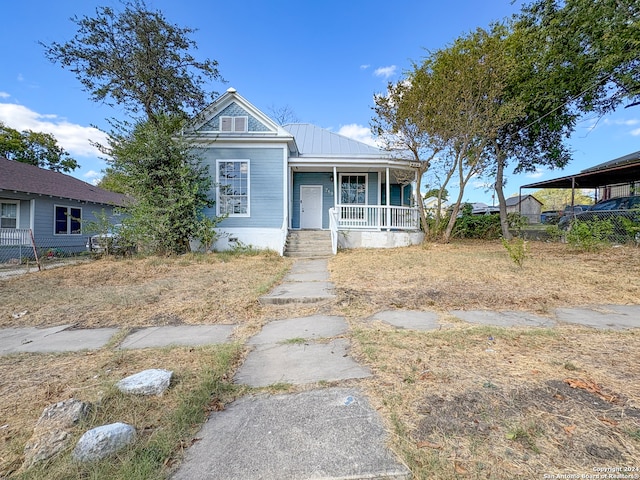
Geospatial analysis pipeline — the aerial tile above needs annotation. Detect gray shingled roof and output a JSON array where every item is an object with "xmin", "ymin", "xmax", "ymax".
[
  {"xmin": 0, "ymin": 157, "xmax": 126, "ymax": 205},
  {"xmin": 283, "ymin": 123, "xmax": 387, "ymax": 156},
  {"xmin": 505, "ymin": 195, "xmax": 541, "ymax": 206}
]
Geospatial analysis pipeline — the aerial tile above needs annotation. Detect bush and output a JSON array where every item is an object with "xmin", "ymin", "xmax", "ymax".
[
  {"xmin": 566, "ymin": 219, "xmax": 613, "ymax": 252},
  {"xmin": 452, "ymin": 205, "xmax": 501, "ymax": 239}
]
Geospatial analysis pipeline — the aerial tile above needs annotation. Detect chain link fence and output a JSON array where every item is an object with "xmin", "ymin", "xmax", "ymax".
[
  {"xmin": 559, "ymin": 209, "xmax": 640, "ymax": 245},
  {"xmin": 0, "ymin": 228, "xmax": 90, "ymax": 278}
]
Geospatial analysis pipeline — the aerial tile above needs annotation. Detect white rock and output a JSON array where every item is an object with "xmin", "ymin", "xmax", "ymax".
[
  {"xmin": 116, "ymin": 369, "xmax": 173, "ymax": 395},
  {"xmin": 72, "ymin": 422, "xmax": 136, "ymax": 462}
]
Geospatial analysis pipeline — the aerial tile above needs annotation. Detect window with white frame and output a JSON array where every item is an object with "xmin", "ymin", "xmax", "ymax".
[
  {"xmin": 54, "ymin": 205, "xmax": 82, "ymax": 234},
  {"xmin": 220, "ymin": 116, "xmax": 248, "ymax": 132},
  {"xmin": 340, "ymin": 174, "xmax": 367, "ymax": 204},
  {"xmin": 217, "ymin": 160, "xmax": 249, "ymax": 216},
  {"xmin": 1, "ymin": 202, "xmax": 18, "ymax": 229}
]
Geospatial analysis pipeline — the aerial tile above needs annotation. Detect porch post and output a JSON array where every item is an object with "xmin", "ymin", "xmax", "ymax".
[
  {"xmin": 385, "ymin": 167, "xmax": 390, "ymax": 231},
  {"xmin": 333, "ymin": 166, "xmax": 338, "ymax": 224}
]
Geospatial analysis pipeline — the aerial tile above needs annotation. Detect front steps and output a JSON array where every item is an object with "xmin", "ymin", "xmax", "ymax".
[{"xmin": 284, "ymin": 230, "xmax": 332, "ymax": 257}]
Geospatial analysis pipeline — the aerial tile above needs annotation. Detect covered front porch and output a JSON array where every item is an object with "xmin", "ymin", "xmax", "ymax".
[{"xmin": 290, "ymin": 165, "xmax": 423, "ymax": 254}]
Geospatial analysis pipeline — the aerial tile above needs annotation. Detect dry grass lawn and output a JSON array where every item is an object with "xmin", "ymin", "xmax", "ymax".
[{"xmin": 1, "ymin": 241, "xmax": 639, "ymax": 479}]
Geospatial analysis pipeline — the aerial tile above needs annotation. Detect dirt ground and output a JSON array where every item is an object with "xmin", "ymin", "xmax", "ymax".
[{"xmin": 1, "ymin": 241, "xmax": 639, "ymax": 478}]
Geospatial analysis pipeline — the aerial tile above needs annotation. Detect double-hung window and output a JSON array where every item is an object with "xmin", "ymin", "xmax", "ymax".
[
  {"xmin": 217, "ymin": 160, "xmax": 250, "ymax": 216},
  {"xmin": 54, "ymin": 205, "xmax": 82, "ymax": 235},
  {"xmin": 1, "ymin": 202, "xmax": 18, "ymax": 229}
]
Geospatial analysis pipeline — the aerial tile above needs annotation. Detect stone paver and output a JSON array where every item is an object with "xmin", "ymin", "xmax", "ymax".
[
  {"xmin": 171, "ymin": 388, "xmax": 410, "ymax": 480},
  {"xmin": 370, "ymin": 310, "xmax": 442, "ymax": 331},
  {"xmin": 0, "ymin": 325, "xmax": 119, "ymax": 354},
  {"xmin": 259, "ymin": 258, "xmax": 335, "ymax": 305},
  {"xmin": 248, "ymin": 315, "xmax": 347, "ymax": 345},
  {"xmin": 235, "ymin": 338, "xmax": 371, "ymax": 387},
  {"xmin": 450, "ymin": 310, "xmax": 556, "ymax": 328},
  {"xmin": 119, "ymin": 325, "xmax": 235, "ymax": 349},
  {"xmin": 555, "ymin": 306, "xmax": 640, "ymax": 330}
]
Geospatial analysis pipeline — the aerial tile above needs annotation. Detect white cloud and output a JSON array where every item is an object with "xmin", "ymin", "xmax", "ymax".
[
  {"xmin": 17, "ymin": 74, "xmax": 24, "ymax": 82},
  {"xmin": 631, "ymin": 127, "xmax": 640, "ymax": 136},
  {"xmin": 603, "ymin": 118, "xmax": 640, "ymax": 126},
  {"xmin": 360, "ymin": 64, "xmax": 370, "ymax": 70},
  {"xmin": 374, "ymin": 65, "xmax": 397, "ymax": 79},
  {"xmin": 0, "ymin": 92, "xmax": 9, "ymax": 99},
  {"xmin": 337, "ymin": 123, "xmax": 379, "ymax": 147},
  {"xmin": 0, "ymin": 103, "xmax": 108, "ymax": 158}
]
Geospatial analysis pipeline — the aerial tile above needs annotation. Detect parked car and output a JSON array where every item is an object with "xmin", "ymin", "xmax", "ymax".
[
  {"xmin": 558, "ymin": 196, "xmax": 640, "ymax": 237},
  {"xmin": 86, "ymin": 224, "xmax": 134, "ymax": 254},
  {"xmin": 540, "ymin": 210, "xmax": 561, "ymax": 224}
]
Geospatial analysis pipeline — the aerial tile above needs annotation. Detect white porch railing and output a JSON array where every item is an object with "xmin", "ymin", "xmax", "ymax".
[
  {"xmin": 0, "ymin": 228, "xmax": 31, "ymax": 246},
  {"xmin": 335, "ymin": 205, "xmax": 419, "ymax": 230},
  {"xmin": 329, "ymin": 208, "xmax": 339, "ymax": 255}
]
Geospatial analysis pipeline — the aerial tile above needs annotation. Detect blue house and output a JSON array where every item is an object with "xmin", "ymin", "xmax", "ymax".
[
  {"xmin": 184, "ymin": 88, "xmax": 423, "ymax": 255},
  {"xmin": 0, "ymin": 157, "xmax": 126, "ymax": 261}
]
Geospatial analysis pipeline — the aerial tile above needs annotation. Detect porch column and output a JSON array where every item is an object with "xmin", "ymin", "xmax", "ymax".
[
  {"xmin": 385, "ymin": 167, "xmax": 390, "ymax": 231},
  {"xmin": 333, "ymin": 166, "xmax": 338, "ymax": 207}
]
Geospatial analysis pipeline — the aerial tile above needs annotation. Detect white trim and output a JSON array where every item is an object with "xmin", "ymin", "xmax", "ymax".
[
  {"xmin": 216, "ymin": 159, "xmax": 250, "ymax": 217},
  {"xmin": 0, "ymin": 200, "xmax": 19, "ymax": 229},
  {"xmin": 53, "ymin": 204, "xmax": 83, "ymax": 235},
  {"xmin": 338, "ymin": 173, "xmax": 369, "ymax": 205},
  {"xmin": 29, "ymin": 199, "xmax": 35, "ymax": 231}
]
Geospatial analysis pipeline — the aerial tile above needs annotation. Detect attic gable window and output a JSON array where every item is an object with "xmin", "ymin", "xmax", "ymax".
[{"xmin": 220, "ymin": 116, "xmax": 248, "ymax": 132}]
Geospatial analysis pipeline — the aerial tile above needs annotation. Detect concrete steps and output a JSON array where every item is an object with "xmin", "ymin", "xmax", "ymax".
[{"xmin": 284, "ymin": 229, "xmax": 332, "ymax": 257}]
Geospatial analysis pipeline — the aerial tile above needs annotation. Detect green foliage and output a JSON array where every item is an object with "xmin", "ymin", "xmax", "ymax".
[
  {"xmin": 41, "ymin": 0, "xmax": 224, "ymax": 119},
  {"xmin": 108, "ymin": 115, "xmax": 215, "ymax": 255},
  {"xmin": 194, "ymin": 215, "xmax": 226, "ymax": 252},
  {"xmin": 566, "ymin": 219, "xmax": 613, "ymax": 252},
  {"xmin": 452, "ymin": 205, "xmax": 501, "ymax": 240},
  {"xmin": 545, "ymin": 224, "xmax": 563, "ymax": 242},
  {"xmin": 533, "ymin": 188, "xmax": 593, "ymax": 212},
  {"xmin": 507, "ymin": 212, "xmax": 528, "ymax": 233},
  {"xmin": 502, "ymin": 237, "xmax": 527, "ymax": 268},
  {"xmin": 0, "ymin": 122, "xmax": 78, "ymax": 172}
]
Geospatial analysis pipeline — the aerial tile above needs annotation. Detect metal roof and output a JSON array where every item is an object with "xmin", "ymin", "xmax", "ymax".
[
  {"xmin": 283, "ymin": 123, "xmax": 389, "ymax": 157},
  {"xmin": 521, "ymin": 150, "xmax": 640, "ymax": 189},
  {"xmin": 0, "ymin": 157, "xmax": 126, "ymax": 205}
]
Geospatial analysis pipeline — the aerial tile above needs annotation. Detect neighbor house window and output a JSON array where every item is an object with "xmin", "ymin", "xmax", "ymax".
[
  {"xmin": 1, "ymin": 202, "xmax": 18, "ymax": 229},
  {"xmin": 340, "ymin": 174, "xmax": 367, "ymax": 204},
  {"xmin": 217, "ymin": 160, "xmax": 249, "ymax": 216},
  {"xmin": 54, "ymin": 206, "xmax": 82, "ymax": 234},
  {"xmin": 220, "ymin": 116, "xmax": 248, "ymax": 132}
]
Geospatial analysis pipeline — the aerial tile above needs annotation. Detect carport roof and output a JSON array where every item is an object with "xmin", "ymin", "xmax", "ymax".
[{"xmin": 521, "ymin": 150, "xmax": 640, "ymax": 189}]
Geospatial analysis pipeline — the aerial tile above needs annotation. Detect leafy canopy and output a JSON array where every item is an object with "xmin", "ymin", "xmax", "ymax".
[
  {"xmin": 42, "ymin": 0, "xmax": 224, "ymax": 121},
  {"xmin": 0, "ymin": 122, "xmax": 78, "ymax": 172}
]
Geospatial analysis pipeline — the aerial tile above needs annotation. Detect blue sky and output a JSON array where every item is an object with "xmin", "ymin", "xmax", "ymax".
[{"xmin": 1, "ymin": 0, "xmax": 638, "ymax": 204}]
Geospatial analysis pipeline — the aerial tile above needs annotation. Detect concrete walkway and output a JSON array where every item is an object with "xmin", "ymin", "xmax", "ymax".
[{"xmin": 2, "ymin": 257, "xmax": 639, "ymax": 479}]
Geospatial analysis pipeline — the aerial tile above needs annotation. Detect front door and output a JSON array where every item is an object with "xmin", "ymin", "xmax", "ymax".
[{"xmin": 300, "ymin": 185, "xmax": 323, "ymax": 229}]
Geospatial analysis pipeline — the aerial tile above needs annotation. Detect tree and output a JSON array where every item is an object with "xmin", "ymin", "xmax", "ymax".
[
  {"xmin": 42, "ymin": 0, "xmax": 223, "ymax": 123},
  {"xmin": 533, "ymin": 188, "xmax": 594, "ymax": 211},
  {"xmin": 519, "ymin": 0, "xmax": 640, "ymax": 113},
  {"xmin": 0, "ymin": 122, "xmax": 79, "ymax": 172},
  {"xmin": 43, "ymin": 0, "xmax": 225, "ymax": 254},
  {"xmin": 107, "ymin": 115, "xmax": 213, "ymax": 254},
  {"xmin": 267, "ymin": 104, "xmax": 300, "ymax": 125}
]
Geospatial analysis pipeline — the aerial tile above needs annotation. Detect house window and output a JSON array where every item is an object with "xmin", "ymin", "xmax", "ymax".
[
  {"xmin": 340, "ymin": 174, "xmax": 367, "ymax": 204},
  {"xmin": 1, "ymin": 202, "xmax": 18, "ymax": 229},
  {"xmin": 220, "ymin": 116, "xmax": 248, "ymax": 132},
  {"xmin": 217, "ymin": 160, "xmax": 250, "ymax": 216},
  {"xmin": 54, "ymin": 206, "xmax": 82, "ymax": 235}
]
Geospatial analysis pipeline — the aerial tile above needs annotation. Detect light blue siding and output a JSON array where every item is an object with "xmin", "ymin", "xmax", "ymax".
[
  {"xmin": 197, "ymin": 148, "xmax": 285, "ymax": 228},
  {"xmin": 1, "ymin": 192, "xmax": 120, "ymax": 256}
]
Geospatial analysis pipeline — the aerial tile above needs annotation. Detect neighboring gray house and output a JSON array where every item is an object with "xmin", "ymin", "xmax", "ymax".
[
  {"xmin": 183, "ymin": 88, "xmax": 423, "ymax": 255},
  {"xmin": 505, "ymin": 194, "xmax": 543, "ymax": 224},
  {"xmin": 0, "ymin": 157, "xmax": 126, "ymax": 259}
]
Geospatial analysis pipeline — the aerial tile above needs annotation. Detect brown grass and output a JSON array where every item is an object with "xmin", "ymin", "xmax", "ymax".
[
  {"xmin": 329, "ymin": 240, "xmax": 640, "ymax": 316},
  {"xmin": 329, "ymin": 241, "xmax": 640, "ymax": 478},
  {"xmin": 1, "ymin": 242, "xmax": 640, "ymax": 479}
]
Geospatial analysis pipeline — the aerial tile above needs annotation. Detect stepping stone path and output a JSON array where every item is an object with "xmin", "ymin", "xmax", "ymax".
[{"xmin": 173, "ymin": 258, "xmax": 411, "ymax": 479}]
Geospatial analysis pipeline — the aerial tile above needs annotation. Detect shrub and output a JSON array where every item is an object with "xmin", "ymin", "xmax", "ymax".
[{"xmin": 566, "ymin": 219, "xmax": 613, "ymax": 252}]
